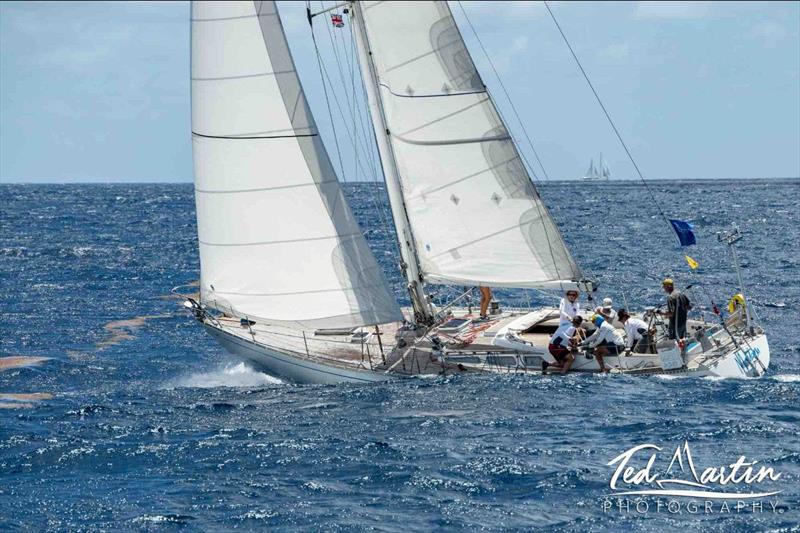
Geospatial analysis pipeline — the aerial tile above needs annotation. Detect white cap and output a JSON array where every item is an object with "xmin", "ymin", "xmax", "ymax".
[{"xmin": 602, "ymin": 297, "xmax": 613, "ymax": 308}]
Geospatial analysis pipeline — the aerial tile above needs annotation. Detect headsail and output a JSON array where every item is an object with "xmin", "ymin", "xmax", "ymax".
[
  {"xmin": 191, "ymin": 0, "xmax": 401, "ymax": 328},
  {"xmin": 601, "ymin": 155, "xmax": 611, "ymax": 179},
  {"xmin": 355, "ymin": 1, "xmax": 581, "ymax": 289},
  {"xmin": 584, "ymin": 158, "xmax": 597, "ymax": 180}
]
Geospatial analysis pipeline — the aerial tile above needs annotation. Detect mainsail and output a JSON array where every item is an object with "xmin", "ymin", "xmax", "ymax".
[
  {"xmin": 191, "ymin": 0, "xmax": 401, "ymax": 328},
  {"xmin": 354, "ymin": 1, "xmax": 581, "ymax": 289}
]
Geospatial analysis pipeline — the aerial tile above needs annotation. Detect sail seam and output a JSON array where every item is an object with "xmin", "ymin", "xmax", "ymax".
[
  {"xmin": 408, "ymin": 155, "xmax": 519, "ymax": 199},
  {"xmin": 393, "ymin": 132, "xmax": 511, "ymax": 147},
  {"xmin": 192, "ymin": 131, "xmax": 317, "ymax": 140},
  {"xmin": 195, "ymin": 180, "xmax": 339, "ymax": 194},
  {"xmin": 191, "ymin": 13, "xmax": 277, "ymax": 22},
  {"xmin": 381, "ymin": 37, "xmax": 465, "ymax": 74},
  {"xmin": 397, "ymin": 96, "xmax": 492, "ymax": 137},
  {"xmin": 378, "ymin": 82, "xmax": 486, "ymax": 99},
  {"xmin": 210, "ymin": 281, "xmax": 394, "ymax": 298},
  {"xmin": 199, "ymin": 232, "xmax": 362, "ymax": 247},
  {"xmin": 192, "ymin": 70, "xmax": 294, "ymax": 81},
  {"xmin": 429, "ymin": 220, "xmax": 533, "ymax": 260}
]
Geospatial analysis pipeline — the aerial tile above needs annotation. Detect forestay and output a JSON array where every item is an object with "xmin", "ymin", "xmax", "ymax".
[
  {"xmin": 191, "ymin": 0, "xmax": 401, "ymax": 328},
  {"xmin": 359, "ymin": 1, "xmax": 581, "ymax": 289}
]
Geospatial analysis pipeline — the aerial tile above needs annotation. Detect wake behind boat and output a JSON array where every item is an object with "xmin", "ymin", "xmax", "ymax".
[{"xmin": 180, "ymin": 0, "xmax": 769, "ymax": 383}]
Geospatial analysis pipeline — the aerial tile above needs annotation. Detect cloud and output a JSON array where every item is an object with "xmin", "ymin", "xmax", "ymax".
[{"xmin": 633, "ymin": 1, "xmax": 712, "ymax": 20}]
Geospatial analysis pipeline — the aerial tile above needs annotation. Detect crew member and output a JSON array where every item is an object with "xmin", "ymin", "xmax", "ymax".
[
  {"xmin": 617, "ymin": 309, "xmax": 653, "ymax": 353},
  {"xmin": 478, "ymin": 286, "xmax": 492, "ymax": 320},
  {"xmin": 581, "ymin": 314, "xmax": 625, "ymax": 373},
  {"xmin": 595, "ymin": 297, "xmax": 617, "ymax": 322},
  {"xmin": 544, "ymin": 315, "xmax": 583, "ymax": 375},
  {"xmin": 559, "ymin": 289, "xmax": 581, "ymax": 326},
  {"xmin": 658, "ymin": 278, "xmax": 692, "ymax": 340}
]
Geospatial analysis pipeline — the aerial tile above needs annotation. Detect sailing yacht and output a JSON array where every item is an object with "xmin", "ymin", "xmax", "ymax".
[
  {"xmin": 582, "ymin": 154, "xmax": 611, "ymax": 180},
  {"xmin": 180, "ymin": 0, "xmax": 769, "ymax": 383}
]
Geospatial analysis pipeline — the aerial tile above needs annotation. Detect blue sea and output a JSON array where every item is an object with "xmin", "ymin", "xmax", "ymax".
[{"xmin": 1, "ymin": 180, "xmax": 798, "ymax": 531}]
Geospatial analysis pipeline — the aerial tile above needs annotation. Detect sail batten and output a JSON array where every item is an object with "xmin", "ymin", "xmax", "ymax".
[
  {"xmin": 358, "ymin": 1, "xmax": 582, "ymax": 289},
  {"xmin": 191, "ymin": 0, "xmax": 401, "ymax": 328}
]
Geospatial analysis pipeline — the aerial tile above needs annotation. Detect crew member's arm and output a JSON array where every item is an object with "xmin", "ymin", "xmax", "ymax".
[
  {"xmin": 558, "ymin": 299, "xmax": 571, "ymax": 323},
  {"xmin": 582, "ymin": 328, "xmax": 600, "ymax": 348}
]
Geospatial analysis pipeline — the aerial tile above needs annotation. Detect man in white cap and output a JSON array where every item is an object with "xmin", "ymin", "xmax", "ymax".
[
  {"xmin": 595, "ymin": 297, "xmax": 617, "ymax": 323},
  {"xmin": 558, "ymin": 288, "xmax": 581, "ymax": 327}
]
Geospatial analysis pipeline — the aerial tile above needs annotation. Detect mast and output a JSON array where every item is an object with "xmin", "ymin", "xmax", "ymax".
[{"xmin": 350, "ymin": 1, "xmax": 435, "ymax": 325}]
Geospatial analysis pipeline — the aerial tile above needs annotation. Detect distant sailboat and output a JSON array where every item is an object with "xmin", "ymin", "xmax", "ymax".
[
  {"xmin": 582, "ymin": 153, "xmax": 611, "ymax": 180},
  {"xmin": 178, "ymin": 1, "xmax": 769, "ymax": 383}
]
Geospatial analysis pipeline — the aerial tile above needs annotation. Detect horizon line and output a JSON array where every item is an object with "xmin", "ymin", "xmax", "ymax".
[{"xmin": 2, "ymin": 176, "xmax": 799, "ymax": 185}]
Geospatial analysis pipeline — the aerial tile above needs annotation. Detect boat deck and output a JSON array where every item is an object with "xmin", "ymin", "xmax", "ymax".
[
  {"xmin": 203, "ymin": 304, "xmax": 767, "ymax": 381},
  {"xmin": 210, "ymin": 308, "xmax": 528, "ymax": 378}
]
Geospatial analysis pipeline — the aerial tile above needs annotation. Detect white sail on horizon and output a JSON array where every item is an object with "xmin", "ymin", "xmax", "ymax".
[
  {"xmin": 357, "ymin": 0, "xmax": 582, "ymax": 289},
  {"xmin": 582, "ymin": 154, "xmax": 610, "ymax": 180},
  {"xmin": 191, "ymin": 0, "xmax": 401, "ymax": 328}
]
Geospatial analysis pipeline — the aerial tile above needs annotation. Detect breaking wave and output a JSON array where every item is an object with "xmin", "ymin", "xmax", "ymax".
[{"xmin": 169, "ymin": 362, "xmax": 283, "ymax": 389}]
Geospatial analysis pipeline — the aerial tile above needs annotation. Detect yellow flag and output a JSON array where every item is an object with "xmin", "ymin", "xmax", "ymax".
[{"xmin": 685, "ymin": 255, "xmax": 699, "ymax": 270}]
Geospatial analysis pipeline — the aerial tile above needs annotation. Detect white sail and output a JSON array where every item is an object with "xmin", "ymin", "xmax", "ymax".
[
  {"xmin": 601, "ymin": 156, "xmax": 611, "ymax": 179},
  {"xmin": 357, "ymin": 1, "xmax": 581, "ymax": 289},
  {"xmin": 584, "ymin": 158, "xmax": 596, "ymax": 179},
  {"xmin": 191, "ymin": 0, "xmax": 401, "ymax": 328}
]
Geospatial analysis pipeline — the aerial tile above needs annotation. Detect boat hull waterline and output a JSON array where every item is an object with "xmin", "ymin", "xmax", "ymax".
[{"xmin": 199, "ymin": 310, "xmax": 770, "ymax": 384}]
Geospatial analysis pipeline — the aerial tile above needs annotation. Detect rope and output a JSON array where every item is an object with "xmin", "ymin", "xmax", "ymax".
[{"xmin": 543, "ymin": 1, "xmax": 675, "ymax": 242}]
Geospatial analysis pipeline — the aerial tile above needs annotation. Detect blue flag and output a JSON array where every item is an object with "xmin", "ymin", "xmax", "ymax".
[{"xmin": 669, "ymin": 219, "xmax": 696, "ymax": 246}]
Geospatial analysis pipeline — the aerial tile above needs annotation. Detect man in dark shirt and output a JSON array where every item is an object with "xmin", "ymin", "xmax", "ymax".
[{"xmin": 659, "ymin": 278, "xmax": 691, "ymax": 339}]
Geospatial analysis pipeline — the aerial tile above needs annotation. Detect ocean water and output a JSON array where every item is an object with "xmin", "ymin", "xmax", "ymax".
[{"xmin": 1, "ymin": 180, "xmax": 798, "ymax": 531}]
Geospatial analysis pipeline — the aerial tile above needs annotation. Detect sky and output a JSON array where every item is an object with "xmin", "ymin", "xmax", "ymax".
[{"xmin": 0, "ymin": 1, "xmax": 798, "ymax": 183}]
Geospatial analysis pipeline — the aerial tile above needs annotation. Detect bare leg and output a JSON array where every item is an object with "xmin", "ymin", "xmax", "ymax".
[
  {"xmin": 479, "ymin": 286, "xmax": 491, "ymax": 318},
  {"xmin": 594, "ymin": 347, "xmax": 608, "ymax": 372},
  {"xmin": 561, "ymin": 353, "xmax": 574, "ymax": 374}
]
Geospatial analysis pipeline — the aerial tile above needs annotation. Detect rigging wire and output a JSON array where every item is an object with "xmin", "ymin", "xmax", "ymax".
[
  {"xmin": 542, "ymin": 1, "xmax": 674, "ymax": 237},
  {"xmin": 543, "ymin": 1, "xmax": 735, "ymax": 318},
  {"xmin": 308, "ymin": 2, "xmax": 405, "ymax": 292},
  {"xmin": 453, "ymin": 1, "xmax": 578, "ymax": 288},
  {"xmin": 456, "ymin": 1, "xmax": 552, "ymax": 183},
  {"xmin": 320, "ymin": 2, "xmax": 383, "ymax": 183},
  {"xmin": 310, "ymin": 6, "xmax": 388, "ymax": 189},
  {"xmin": 309, "ymin": 6, "xmax": 347, "ymax": 180}
]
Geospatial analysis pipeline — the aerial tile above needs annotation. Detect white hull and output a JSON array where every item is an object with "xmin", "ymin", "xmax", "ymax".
[
  {"xmin": 204, "ymin": 324, "xmax": 395, "ymax": 384},
  {"xmin": 476, "ymin": 333, "xmax": 770, "ymax": 378},
  {"xmin": 196, "ymin": 306, "xmax": 770, "ymax": 384}
]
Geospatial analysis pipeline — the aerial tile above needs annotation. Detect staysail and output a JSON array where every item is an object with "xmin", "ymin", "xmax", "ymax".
[
  {"xmin": 355, "ymin": 1, "xmax": 581, "ymax": 289},
  {"xmin": 191, "ymin": 0, "xmax": 401, "ymax": 328}
]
